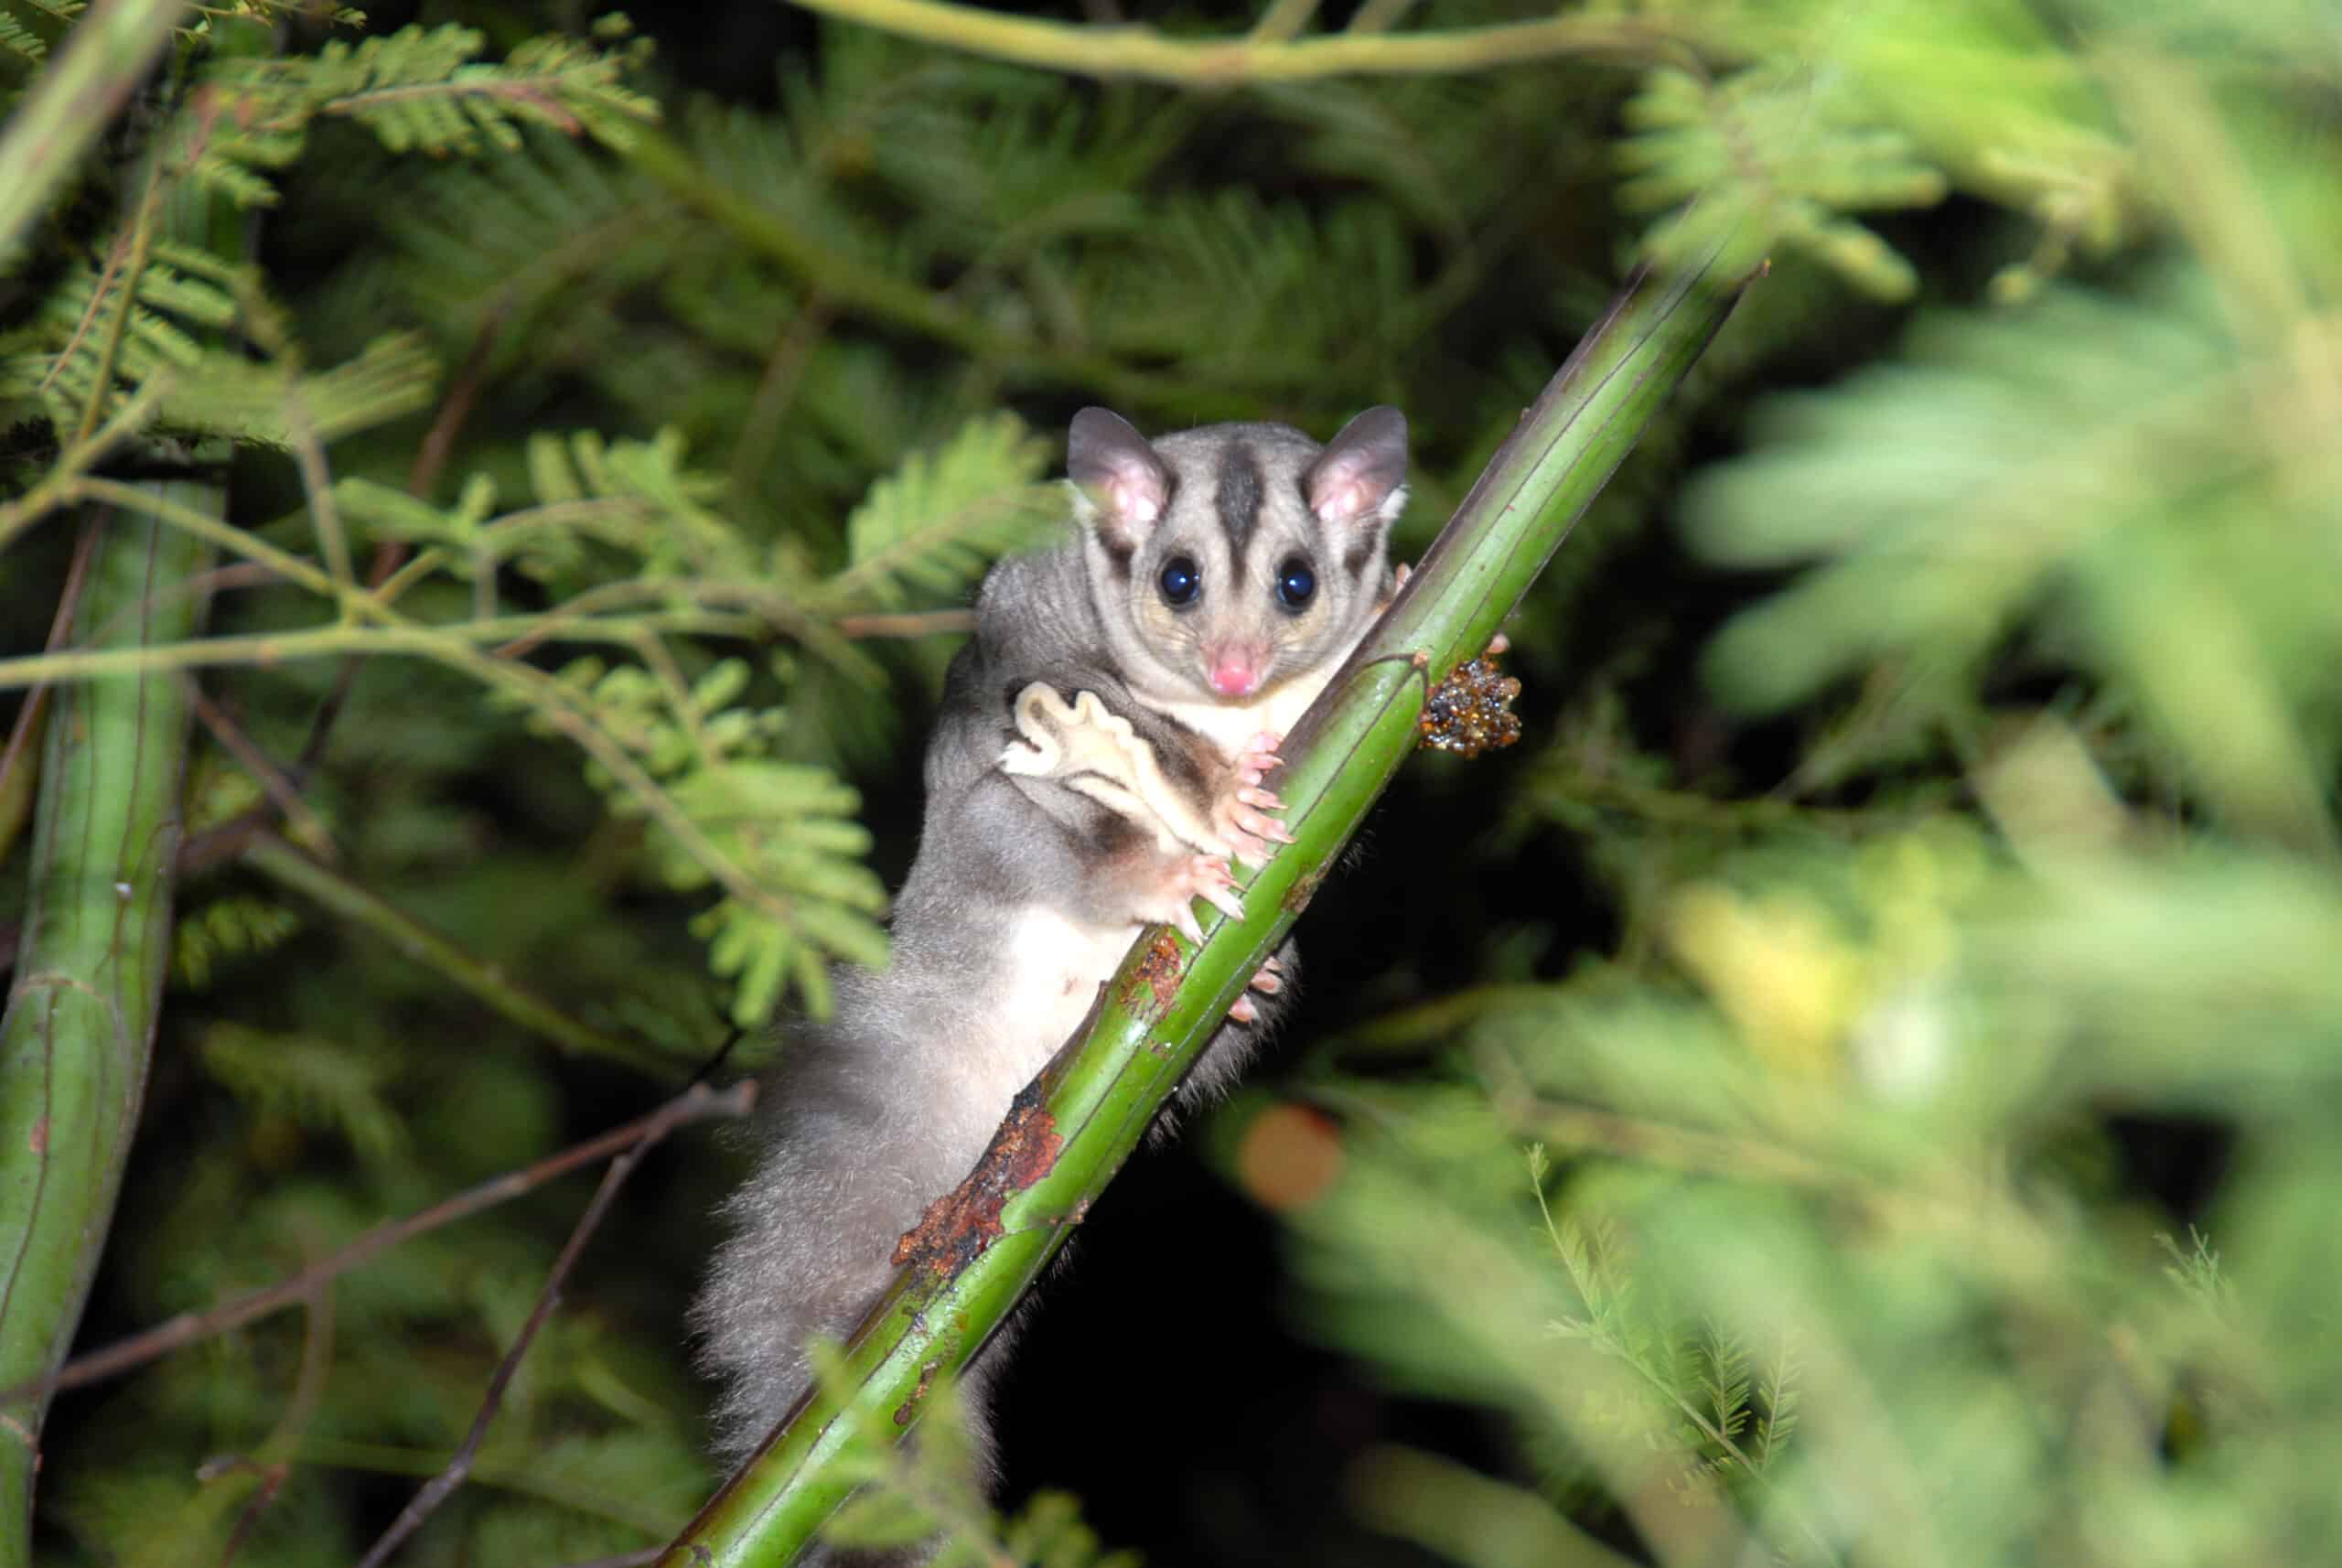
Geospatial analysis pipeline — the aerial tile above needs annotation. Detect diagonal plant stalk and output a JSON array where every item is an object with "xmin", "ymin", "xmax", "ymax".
[
  {"xmin": 0, "ymin": 491, "xmax": 215, "ymax": 1568},
  {"xmin": 0, "ymin": 0, "xmax": 193, "ymax": 264},
  {"xmin": 661, "ymin": 249, "xmax": 1751, "ymax": 1568}
]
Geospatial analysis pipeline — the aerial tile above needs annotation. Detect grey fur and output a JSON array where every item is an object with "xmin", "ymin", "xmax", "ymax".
[{"xmin": 692, "ymin": 409, "xmax": 1406, "ymax": 1563}]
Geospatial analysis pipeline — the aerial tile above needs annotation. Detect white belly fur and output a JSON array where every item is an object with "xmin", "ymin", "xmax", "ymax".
[{"xmin": 958, "ymin": 905, "xmax": 1145, "ymax": 1119}]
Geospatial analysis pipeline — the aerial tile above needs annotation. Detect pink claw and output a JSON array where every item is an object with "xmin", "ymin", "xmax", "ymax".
[{"xmin": 1162, "ymin": 854, "xmax": 1244, "ymax": 943}]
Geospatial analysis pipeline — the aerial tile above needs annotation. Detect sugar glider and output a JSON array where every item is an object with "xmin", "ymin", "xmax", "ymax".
[{"xmin": 693, "ymin": 405, "xmax": 1408, "ymax": 1554}]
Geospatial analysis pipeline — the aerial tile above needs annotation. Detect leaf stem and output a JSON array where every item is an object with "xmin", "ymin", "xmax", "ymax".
[
  {"xmin": 0, "ymin": 0, "xmax": 194, "ymax": 263},
  {"xmin": 776, "ymin": 0, "xmax": 1700, "ymax": 85}
]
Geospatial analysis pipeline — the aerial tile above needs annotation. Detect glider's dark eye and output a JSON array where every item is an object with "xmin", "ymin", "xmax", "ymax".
[
  {"xmin": 1159, "ymin": 555, "xmax": 1201, "ymax": 607},
  {"xmin": 1275, "ymin": 555, "xmax": 1317, "ymax": 611}
]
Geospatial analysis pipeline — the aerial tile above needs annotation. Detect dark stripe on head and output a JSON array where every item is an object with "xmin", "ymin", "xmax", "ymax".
[
  {"xmin": 1216, "ymin": 442, "xmax": 1264, "ymax": 553},
  {"xmin": 1342, "ymin": 521, "xmax": 1385, "ymax": 580}
]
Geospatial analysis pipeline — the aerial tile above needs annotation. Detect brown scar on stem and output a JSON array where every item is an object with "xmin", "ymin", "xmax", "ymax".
[
  {"xmin": 1120, "ymin": 929, "xmax": 1186, "ymax": 1020},
  {"xmin": 895, "ymin": 1358, "xmax": 942, "ymax": 1427},
  {"xmin": 892, "ymin": 1080, "xmax": 1064, "ymax": 1278},
  {"xmin": 1282, "ymin": 860, "xmax": 1329, "ymax": 917}
]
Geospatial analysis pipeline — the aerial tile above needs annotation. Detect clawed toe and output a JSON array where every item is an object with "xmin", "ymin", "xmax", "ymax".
[
  {"xmin": 1221, "ymin": 733, "xmax": 1294, "ymax": 864},
  {"xmin": 1195, "ymin": 875, "xmax": 1245, "ymax": 924},
  {"xmin": 1231, "ymin": 806, "xmax": 1295, "ymax": 849},
  {"xmin": 1161, "ymin": 854, "xmax": 1244, "ymax": 940},
  {"xmin": 1235, "ymin": 730, "xmax": 1286, "ymax": 787}
]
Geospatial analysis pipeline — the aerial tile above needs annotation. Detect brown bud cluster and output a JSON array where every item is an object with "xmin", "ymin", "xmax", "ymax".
[{"xmin": 1418, "ymin": 652, "xmax": 1523, "ymax": 758}]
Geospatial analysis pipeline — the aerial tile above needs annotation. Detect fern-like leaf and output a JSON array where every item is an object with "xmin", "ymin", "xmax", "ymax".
[
  {"xmin": 1693, "ymin": 1318, "xmax": 1755, "ymax": 1444},
  {"xmin": 0, "ymin": 242, "xmax": 435, "ymax": 445},
  {"xmin": 334, "ymin": 426, "xmax": 746, "ymax": 586},
  {"xmin": 828, "ymin": 412, "xmax": 1058, "ymax": 609},
  {"xmin": 1618, "ymin": 64, "xmax": 1948, "ymax": 299},
  {"xmin": 530, "ymin": 652, "xmax": 887, "ymax": 1025},
  {"xmin": 173, "ymin": 897, "xmax": 303, "ymax": 990},
  {"xmin": 198, "ymin": 1022, "xmax": 405, "ymax": 1163},
  {"xmin": 168, "ymin": 19, "xmax": 656, "ymax": 209},
  {"xmin": 0, "ymin": 1, "xmax": 75, "ymax": 61},
  {"xmin": 1754, "ymin": 1329, "xmax": 1802, "ymax": 1468},
  {"xmin": 1684, "ymin": 269, "xmax": 2325, "ymax": 841}
]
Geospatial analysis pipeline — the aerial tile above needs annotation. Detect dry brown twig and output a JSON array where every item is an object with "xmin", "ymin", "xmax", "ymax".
[
  {"xmin": 349, "ymin": 1079, "xmax": 705, "ymax": 1568},
  {"xmin": 0, "ymin": 1079, "xmax": 754, "ymax": 1410}
]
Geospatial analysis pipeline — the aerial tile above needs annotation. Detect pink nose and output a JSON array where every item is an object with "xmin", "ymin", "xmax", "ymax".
[{"xmin": 1209, "ymin": 658, "xmax": 1263, "ymax": 697}]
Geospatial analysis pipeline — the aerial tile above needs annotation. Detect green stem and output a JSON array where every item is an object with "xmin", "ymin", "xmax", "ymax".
[
  {"xmin": 660, "ymin": 252, "xmax": 1751, "ymax": 1567},
  {"xmin": 0, "ymin": 490, "xmax": 213, "ymax": 1567},
  {"xmin": 240, "ymin": 833, "xmax": 682, "ymax": 1080},
  {"xmin": 777, "ymin": 0, "xmax": 1703, "ymax": 85},
  {"xmin": 0, "ymin": 614, "xmax": 767, "ymax": 689},
  {"xmin": 0, "ymin": 0, "xmax": 193, "ymax": 264}
]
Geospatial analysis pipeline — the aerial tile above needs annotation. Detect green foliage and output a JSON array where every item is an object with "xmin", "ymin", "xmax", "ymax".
[
  {"xmin": 170, "ymin": 19, "xmax": 657, "ymax": 208},
  {"xmin": 198, "ymin": 1021, "xmax": 405, "ymax": 1163},
  {"xmin": 809, "ymin": 1349, "xmax": 1139, "ymax": 1567},
  {"xmin": 172, "ymin": 894, "xmax": 303, "ymax": 988},
  {"xmin": 1274, "ymin": 811, "xmax": 2342, "ymax": 1563},
  {"xmin": 8, "ymin": 0, "xmax": 2342, "ymax": 1562},
  {"xmin": 543, "ymin": 650, "xmax": 889, "ymax": 1025},
  {"xmin": 0, "ymin": 242, "xmax": 435, "ymax": 445},
  {"xmin": 1620, "ymin": 64, "xmax": 1948, "ymax": 299},
  {"xmin": 832, "ymin": 410, "xmax": 1058, "ymax": 607},
  {"xmin": 1685, "ymin": 264, "xmax": 2342, "ymax": 851},
  {"xmin": 335, "ymin": 425, "xmax": 747, "ymax": 586},
  {"xmin": 0, "ymin": 1, "xmax": 76, "ymax": 63}
]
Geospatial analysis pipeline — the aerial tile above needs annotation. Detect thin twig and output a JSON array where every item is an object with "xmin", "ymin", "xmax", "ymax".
[
  {"xmin": 38, "ymin": 224, "xmax": 133, "ymax": 400},
  {"xmin": 186, "ymin": 688, "xmax": 338, "ymax": 861},
  {"xmin": 285, "ymin": 388, "xmax": 355, "ymax": 593},
  {"xmin": 214, "ymin": 1280, "xmax": 336, "ymax": 1568},
  {"xmin": 168, "ymin": 298, "xmax": 512, "ymax": 875},
  {"xmin": 213, "ymin": 303, "xmax": 518, "ymax": 857},
  {"xmin": 1246, "ymin": 0, "xmax": 1322, "ymax": 46},
  {"xmin": 1343, "ymin": 0, "xmax": 1418, "ymax": 36},
  {"xmin": 0, "ymin": 523, "xmax": 102, "ymax": 868},
  {"xmin": 776, "ymin": 0, "xmax": 1700, "ymax": 85},
  {"xmin": 407, "ymin": 296, "xmax": 510, "ymax": 500},
  {"xmin": 729, "ymin": 295, "xmax": 834, "ymax": 505},
  {"xmin": 349, "ymin": 1081, "xmax": 725, "ymax": 1568},
  {"xmin": 0, "ymin": 1079, "xmax": 753, "ymax": 1409},
  {"xmin": 0, "ymin": 380, "xmax": 173, "ymax": 556},
  {"xmin": 69, "ymin": 170, "xmax": 164, "ymax": 449}
]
